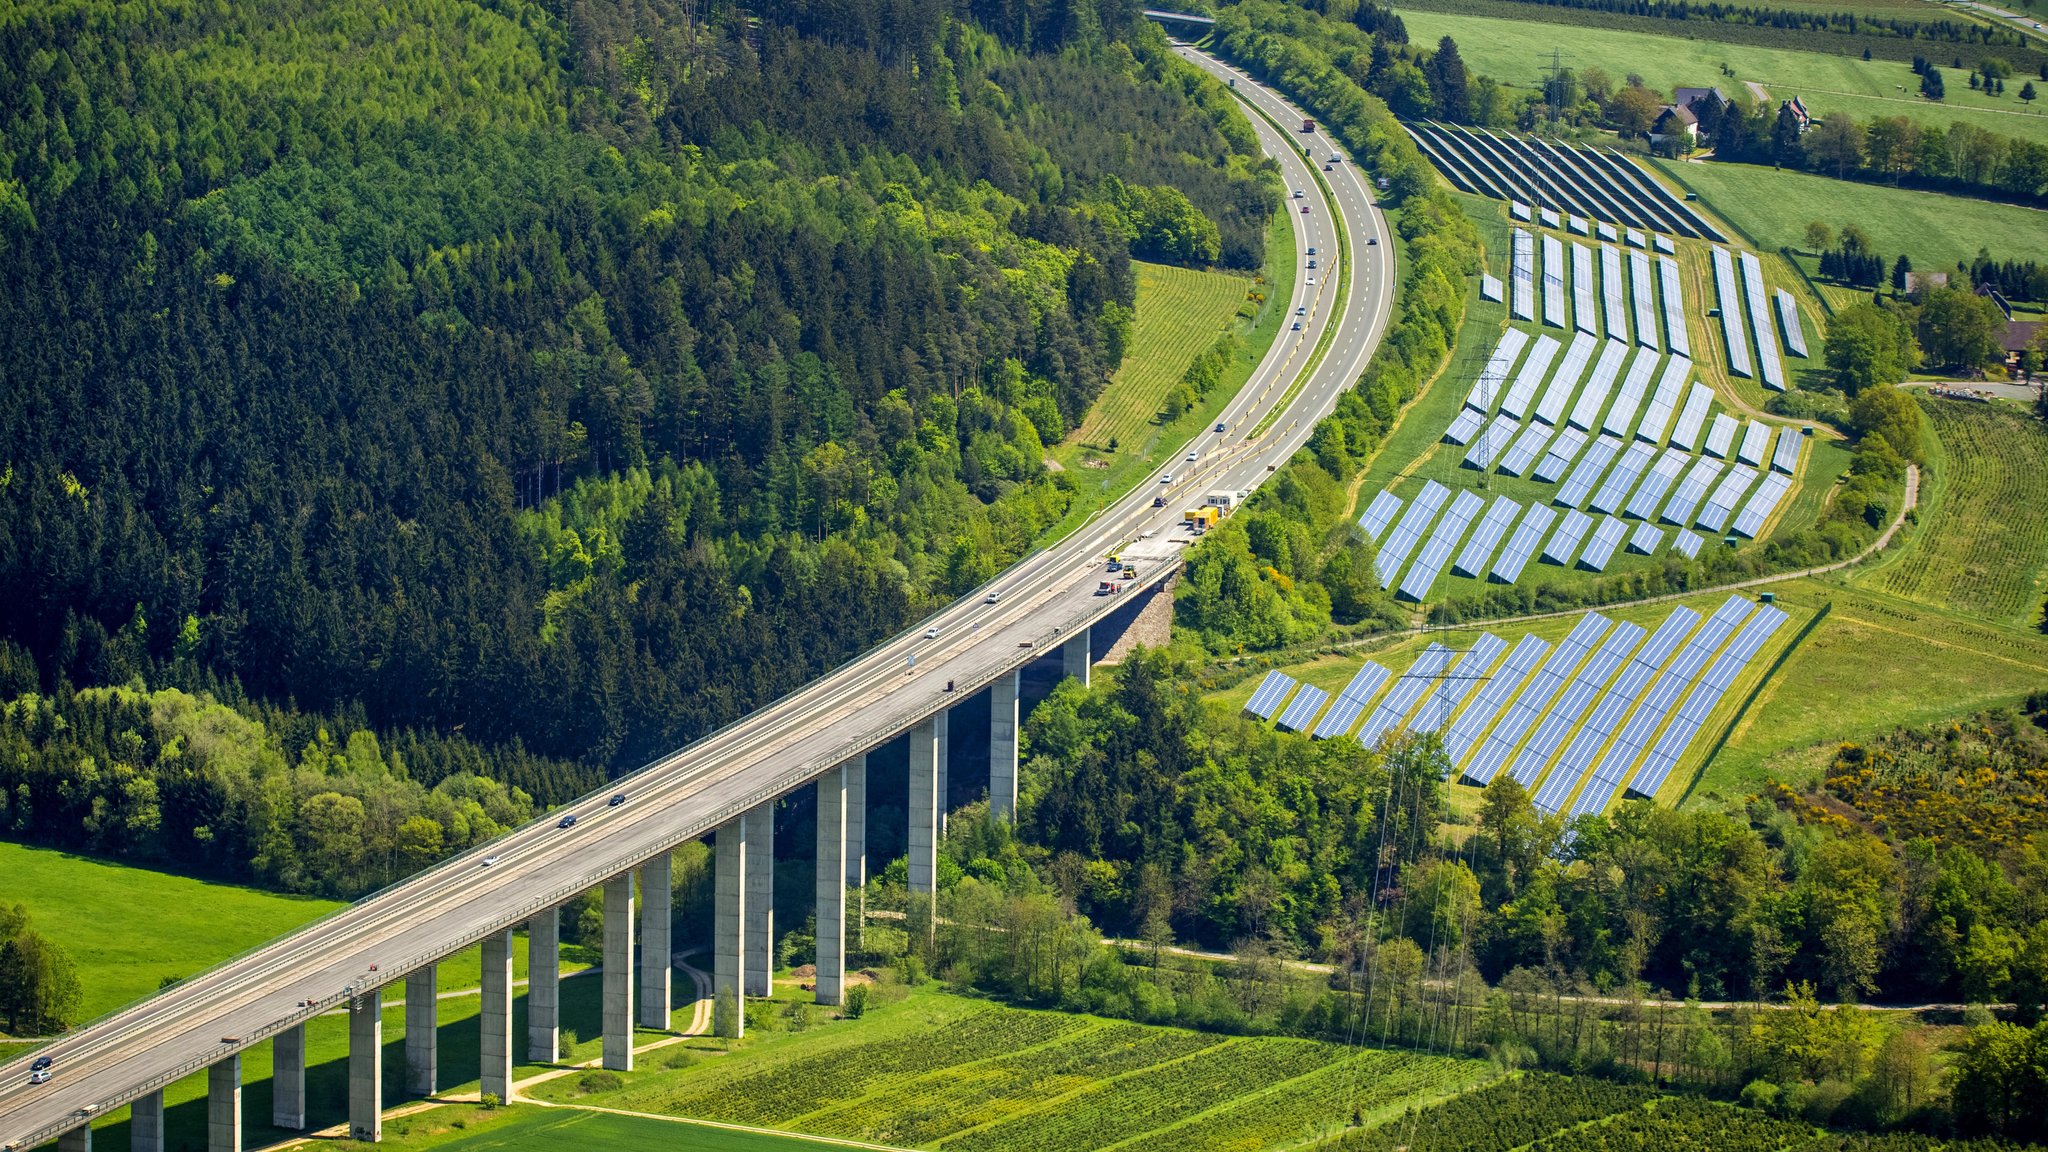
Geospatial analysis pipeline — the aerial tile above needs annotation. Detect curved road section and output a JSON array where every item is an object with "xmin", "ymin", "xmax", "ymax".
[{"xmin": 0, "ymin": 47, "xmax": 1393, "ymax": 1150}]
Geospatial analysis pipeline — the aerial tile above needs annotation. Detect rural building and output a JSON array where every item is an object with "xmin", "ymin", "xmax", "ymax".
[
  {"xmin": 2000, "ymin": 318, "xmax": 2042, "ymax": 371},
  {"xmin": 1650, "ymin": 102, "xmax": 1699, "ymax": 146},
  {"xmin": 1781, "ymin": 96, "xmax": 1812, "ymax": 132},
  {"xmin": 1902, "ymin": 271, "xmax": 1950, "ymax": 296}
]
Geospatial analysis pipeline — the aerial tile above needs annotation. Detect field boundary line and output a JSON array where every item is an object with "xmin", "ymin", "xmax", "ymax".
[{"xmin": 535, "ymin": 1102, "xmax": 915, "ymax": 1152}]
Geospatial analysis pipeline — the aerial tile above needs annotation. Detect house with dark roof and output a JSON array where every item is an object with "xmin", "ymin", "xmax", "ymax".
[{"xmin": 1649, "ymin": 103, "xmax": 1698, "ymax": 147}]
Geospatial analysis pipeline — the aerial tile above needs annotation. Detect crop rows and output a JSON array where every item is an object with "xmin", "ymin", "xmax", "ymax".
[
  {"xmin": 1112, "ymin": 1050, "xmax": 1484, "ymax": 1152},
  {"xmin": 800, "ymin": 1021, "xmax": 1223, "ymax": 1146},
  {"xmin": 1526, "ymin": 1094, "xmax": 1825, "ymax": 1151},
  {"xmin": 1875, "ymin": 400, "xmax": 2048, "ymax": 624},
  {"xmin": 1333, "ymin": 1073, "xmax": 1659, "ymax": 1152},
  {"xmin": 938, "ymin": 1036, "xmax": 1340, "ymax": 1152},
  {"xmin": 629, "ymin": 1006, "xmax": 1084, "ymax": 1126}
]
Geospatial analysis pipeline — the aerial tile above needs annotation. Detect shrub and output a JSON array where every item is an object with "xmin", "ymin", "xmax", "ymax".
[{"xmin": 576, "ymin": 1071, "xmax": 622, "ymax": 1095}]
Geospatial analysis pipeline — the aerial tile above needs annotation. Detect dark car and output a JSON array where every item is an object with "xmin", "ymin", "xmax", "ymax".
[
  {"xmin": 558, "ymin": 814, "xmax": 577, "ymax": 829},
  {"xmin": 608, "ymin": 793, "xmax": 626, "ymax": 807}
]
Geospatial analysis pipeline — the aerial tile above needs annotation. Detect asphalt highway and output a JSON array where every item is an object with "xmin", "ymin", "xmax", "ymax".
[{"xmin": 0, "ymin": 44, "xmax": 1395, "ymax": 1151}]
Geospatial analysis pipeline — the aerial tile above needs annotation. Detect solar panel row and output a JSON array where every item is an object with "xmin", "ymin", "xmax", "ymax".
[
  {"xmin": 1543, "ymin": 507, "xmax": 1596, "ymax": 565},
  {"xmin": 1245, "ymin": 670, "xmax": 1297, "ymax": 719},
  {"xmin": 1463, "ymin": 328, "xmax": 1531, "ymax": 412},
  {"xmin": 1542, "ymin": 234, "xmax": 1567, "ymax": 329},
  {"xmin": 1523, "ymin": 621, "xmax": 1648, "ymax": 802},
  {"xmin": 1376, "ymin": 480, "xmax": 1450, "ymax": 585},
  {"xmin": 1532, "ymin": 425, "xmax": 1590, "ymax": 483},
  {"xmin": 1603, "ymin": 349, "xmax": 1658, "ymax": 438},
  {"xmin": 1568, "ymin": 341, "xmax": 1631, "ymax": 432},
  {"xmin": 1443, "ymin": 406, "xmax": 1485, "ymax": 446},
  {"xmin": 1741, "ymin": 251, "xmax": 1785, "ymax": 391},
  {"xmin": 1673, "ymin": 528, "xmax": 1704, "ymax": 558},
  {"xmin": 1590, "ymin": 441, "xmax": 1656, "ymax": 515},
  {"xmin": 1626, "ymin": 447, "xmax": 1689, "ymax": 520},
  {"xmin": 1417, "ymin": 632, "xmax": 1507, "ymax": 736},
  {"xmin": 1399, "ymin": 489, "xmax": 1486, "ymax": 601},
  {"xmin": 1497, "ymin": 421, "xmax": 1556, "ymax": 478},
  {"xmin": 1775, "ymin": 290, "xmax": 1809, "ymax": 357},
  {"xmin": 1637, "ymin": 357, "xmax": 1691, "ymax": 444},
  {"xmin": 1463, "ymin": 413, "xmax": 1521, "ymax": 470},
  {"xmin": 1578, "ymin": 515, "xmax": 1629, "ymax": 571},
  {"xmin": 1601, "ymin": 244, "xmax": 1628, "ymax": 341},
  {"xmin": 1712, "ymin": 247, "xmax": 1753, "ymax": 378},
  {"xmin": 1536, "ymin": 332, "xmax": 1599, "ymax": 426},
  {"xmin": 1659, "ymin": 256, "xmax": 1692, "ymax": 359},
  {"xmin": 1668, "ymin": 383, "xmax": 1715, "ymax": 451},
  {"xmin": 1732, "ymin": 472, "xmax": 1792, "ymax": 538},
  {"xmin": 1703, "ymin": 412, "xmax": 1738, "ymax": 459},
  {"xmin": 1628, "ymin": 521, "xmax": 1664, "ymax": 555},
  {"xmin": 1356, "ymin": 643, "xmax": 1453, "ymax": 748},
  {"xmin": 1492, "ymin": 503, "xmax": 1557, "ymax": 583},
  {"xmin": 1556, "ymin": 435, "xmax": 1621, "ymax": 508},
  {"xmin": 1464, "ymin": 614, "xmax": 1612, "ymax": 786},
  {"xmin": 1628, "ymin": 605, "xmax": 1788, "ymax": 798},
  {"xmin": 1501, "ymin": 334, "xmax": 1561, "ymax": 419},
  {"xmin": 1771, "ymin": 430, "xmax": 1803, "ymax": 475},
  {"xmin": 1696, "ymin": 465, "xmax": 1759, "ymax": 534},
  {"xmin": 1276, "ymin": 684, "xmax": 1328, "ymax": 732},
  {"xmin": 1736, "ymin": 420, "xmax": 1771, "ymax": 467},
  {"xmin": 1454, "ymin": 496, "xmax": 1522, "ymax": 578},
  {"xmin": 1479, "ymin": 273, "xmax": 1504, "ymax": 303},
  {"xmin": 1573, "ymin": 243, "xmax": 1597, "ymax": 335},
  {"xmin": 1446, "ymin": 634, "xmax": 1551, "ymax": 774},
  {"xmin": 1660, "ymin": 456, "xmax": 1724, "ymax": 527},
  {"xmin": 1511, "ymin": 229, "xmax": 1535, "ymax": 322},
  {"xmin": 1588, "ymin": 597, "xmax": 1753, "ymax": 807},
  {"xmin": 1314, "ymin": 663, "xmax": 1393, "ymax": 739},
  {"xmin": 1630, "ymin": 250, "xmax": 1659, "ymax": 351},
  {"xmin": 1551, "ymin": 606, "xmax": 1704, "ymax": 816},
  {"xmin": 1358, "ymin": 490, "xmax": 1403, "ymax": 541}
]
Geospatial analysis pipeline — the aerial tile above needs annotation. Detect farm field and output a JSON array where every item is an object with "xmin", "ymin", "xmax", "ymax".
[
  {"xmin": 1652, "ymin": 159, "xmax": 2048, "ymax": 271},
  {"xmin": 1398, "ymin": 8, "xmax": 2048, "ymax": 147},
  {"xmin": 1862, "ymin": 397, "xmax": 2048, "ymax": 624},
  {"xmin": 532, "ymin": 984, "xmax": 1493, "ymax": 1151},
  {"xmin": 345, "ymin": 1105, "xmax": 849, "ymax": 1152}
]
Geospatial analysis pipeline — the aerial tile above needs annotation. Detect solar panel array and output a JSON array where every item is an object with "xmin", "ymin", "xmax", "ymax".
[
  {"xmin": 1463, "ymin": 328, "xmax": 1531, "ymax": 411},
  {"xmin": 1572, "ymin": 242, "xmax": 1597, "ymax": 335},
  {"xmin": 1532, "ymin": 426, "xmax": 1589, "ymax": 483},
  {"xmin": 1626, "ymin": 229, "xmax": 1646, "ymax": 247},
  {"xmin": 1653, "ymin": 235, "xmax": 1675, "ymax": 255},
  {"xmin": 1732, "ymin": 472, "xmax": 1792, "ymax": 538},
  {"xmin": 1498, "ymin": 420, "xmax": 1556, "ymax": 477},
  {"xmin": 1276, "ymin": 684, "xmax": 1329, "ymax": 732},
  {"xmin": 1376, "ymin": 479, "xmax": 1449, "ymax": 585},
  {"xmin": 1659, "ymin": 256, "xmax": 1691, "ymax": 358},
  {"xmin": 1445, "ymin": 634, "xmax": 1549, "ymax": 770},
  {"xmin": 1511, "ymin": 200, "xmax": 1531, "ymax": 221},
  {"xmin": 1540, "ymin": 207, "xmax": 1562, "ymax": 229},
  {"xmin": 1417, "ymin": 632, "xmax": 1507, "ymax": 734},
  {"xmin": 1356, "ymin": 643, "xmax": 1452, "ymax": 748},
  {"xmin": 1741, "ymin": 251, "xmax": 1785, "ymax": 390},
  {"xmin": 1523, "ymin": 621, "xmax": 1647, "ymax": 801},
  {"xmin": 1775, "ymin": 289, "xmax": 1809, "ymax": 357},
  {"xmin": 1578, "ymin": 515, "xmax": 1629, "ymax": 571},
  {"xmin": 1771, "ymin": 430, "xmax": 1803, "ymax": 475},
  {"xmin": 1711, "ymin": 247, "xmax": 1753, "ymax": 378},
  {"xmin": 1568, "ymin": 341, "xmax": 1631, "ymax": 431},
  {"xmin": 1444, "ymin": 406, "xmax": 1485, "ymax": 446},
  {"xmin": 1463, "ymin": 413, "xmax": 1520, "ymax": 470},
  {"xmin": 1399, "ymin": 490, "xmax": 1485, "ymax": 601},
  {"xmin": 1601, "ymin": 244, "xmax": 1628, "ymax": 340},
  {"xmin": 1737, "ymin": 420, "xmax": 1771, "ymax": 467},
  {"xmin": 1245, "ymin": 670, "xmax": 1297, "ymax": 719},
  {"xmin": 1630, "ymin": 250, "xmax": 1659, "ymax": 350},
  {"xmin": 1603, "ymin": 350, "xmax": 1657, "ymax": 437},
  {"xmin": 1626, "ymin": 447, "xmax": 1689, "ymax": 520},
  {"xmin": 1492, "ymin": 503, "xmax": 1557, "ymax": 583},
  {"xmin": 1637, "ymin": 357, "xmax": 1690, "ymax": 444},
  {"xmin": 1314, "ymin": 663, "xmax": 1392, "ymax": 739},
  {"xmin": 1454, "ymin": 496, "xmax": 1521, "ymax": 578},
  {"xmin": 1668, "ymin": 383, "xmax": 1714, "ymax": 451},
  {"xmin": 1464, "ymin": 614, "xmax": 1611, "ymax": 785},
  {"xmin": 1479, "ymin": 273, "xmax": 1504, "ymax": 303},
  {"xmin": 1704, "ymin": 412, "xmax": 1738, "ymax": 459},
  {"xmin": 1358, "ymin": 490, "xmax": 1403, "ymax": 541},
  {"xmin": 1510, "ymin": 229, "xmax": 1535, "ymax": 321},
  {"xmin": 1672, "ymin": 528, "xmax": 1704, "ymax": 559},
  {"xmin": 1536, "ymin": 333, "xmax": 1598, "ymax": 426},
  {"xmin": 1628, "ymin": 604, "xmax": 1789, "ymax": 798},
  {"xmin": 1628, "ymin": 521, "xmax": 1664, "ymax": 555},
  {"xmin": 1661, "ymin": 456, "xmax": 1724, "ymax": 526},
  {"xmin": 1557, "ymin": 435, "xmax": 1623, "ymax": 507},
  {"xmin": 1590, "ymin": 441, "xmax": 1656, "ymax": 514},
  {"xmin": 1558, "ymin": 605, "xmax": 1706, "ymax": 816},
  {"xmin": 1543, "ymin": 507, "xmax": 1595, "ymax": 565},
  {"xmin": 1697, "ymin": 464, "xmax": 1758, "ymax": 533},
  {"xmin": 1501, "ymin": 334, "xmax": 1561, "ymax": 419},
  {"xmin": 1542, "ymin": 234, "xmax": 1568, "ymax": 328}
]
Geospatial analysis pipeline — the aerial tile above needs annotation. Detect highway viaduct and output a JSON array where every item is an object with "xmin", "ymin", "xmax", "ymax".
[{"xmin": 0, "ymin": 40, "xmax": 1395, "ymax": 1152}]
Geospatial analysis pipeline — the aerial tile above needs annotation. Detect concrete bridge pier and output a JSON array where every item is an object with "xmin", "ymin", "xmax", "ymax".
[
  {"xmin": 527, "ymin": 906, "xmax": 560, "ymax": 1062},
  {"xmin": 57, "ymin": 1122, "xmax": 90, "ymax": 1150},
  {"xmin": 638, "ymin": 855, "xmax": 672, "ymax": 1029},
  {"xmin": 404, "ymin": 965, "xmax": 437, "ymax": 1096},
  {"xmin": 934, "ymin": 707, "xmax": 950, "ymax": 836},
  {"xmin": 845, "ymin": 754, "xmax": 867, "ymax": 948},
  {"xmin": 814, "ymin": 763, "xmax": 847, "ymax": 1006},
  {"xmin": 271, "ymin": 1024, "xmax": 305, "ymax": 1129},
  {"xmin": 990, "ymin": 670, "xmax": 1021, "ymax": 821},
  {"xmin": 602, "ymin": 873, "xmax": 635, "ymax": 1071},
  {"xmin": 713, "ymin": 815, "xmax": 746, "ymax": 1037},
  {"xmin": 1062, "ymin": 626, "xmax": 1092, "ymax": 687},
  {"xmin": 743, "ymin": 801, "xmax": 775, "ymax": 998},
  {"xmin": 908, "ymin": 715, "xmax": 940, "ymax": 895},
  {"xmin": 207, "ymin": 1053, "xmax": 240, "ymax": 1152},
  {"xmin": 349, "ymin": 989, "xmax": 382, "ymax": 1143},
  {"xmin": 480, "ymin": 929, "xmax": 513, "ymax": 1101},
  {"xmin": 132, "ymin": 1088, "xmax": 166, "ymax": 1151}
]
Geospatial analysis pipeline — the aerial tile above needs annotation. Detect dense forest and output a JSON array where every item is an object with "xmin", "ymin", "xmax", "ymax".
[{"xmin": 0, "ymin": 0, "xmax": 1279, "ymax": 804}]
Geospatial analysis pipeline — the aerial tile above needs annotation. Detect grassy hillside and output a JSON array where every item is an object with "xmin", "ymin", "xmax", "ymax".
[
  {"xmin": 366, "ymin": 1108, "xmax": 841, "ymax": 1151},
  {"xmin": 1652, "ymin": 158, "xmax": 2048, "ymax": 269},
  {"xmin": 1066, "ymin": 261, "xmax": 1259, "ymax": 460}
]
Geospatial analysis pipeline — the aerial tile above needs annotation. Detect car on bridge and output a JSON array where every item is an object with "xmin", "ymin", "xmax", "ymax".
[
  {"xmin": 27, "ymin": 1056, "xmax": 51, "ymax": 1086},
  {"xmin": 558, "ymin": 814, "xmax": 577, "ymax": 829},
  {"xmin": 923, "ymin": 626, "xmax": 941, "ymax": 639},
  {"xmin": 608, "ymin": 793, "xmax": 627, "ymax": 807}
]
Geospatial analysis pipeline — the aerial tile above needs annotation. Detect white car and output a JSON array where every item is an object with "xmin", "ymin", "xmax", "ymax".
[
  {"xmin": 481, "ymin": 855, "xmax": 500, "ymax": 867},
  {"xmin": 1161, "ymin": 473, "xmax": 1174, "ymax": 485},
  {"xmin": 924, "ymin": 626, "xmax": 941, "ymax": 639},
  {"xmin": 984, "ymin": 591, "xmax": 1000, "ymax": 604},
  {"xmin": 1292, "ymin": 188, "xmax": 1304, "ymax": 198},
  {"xmin": 1306, "ymin": 276, "xmax": 1316, "ymax": 285},
  {"xmin": 1186, "ymin": 450, "xmax": 1198, "ymax": 462}
]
